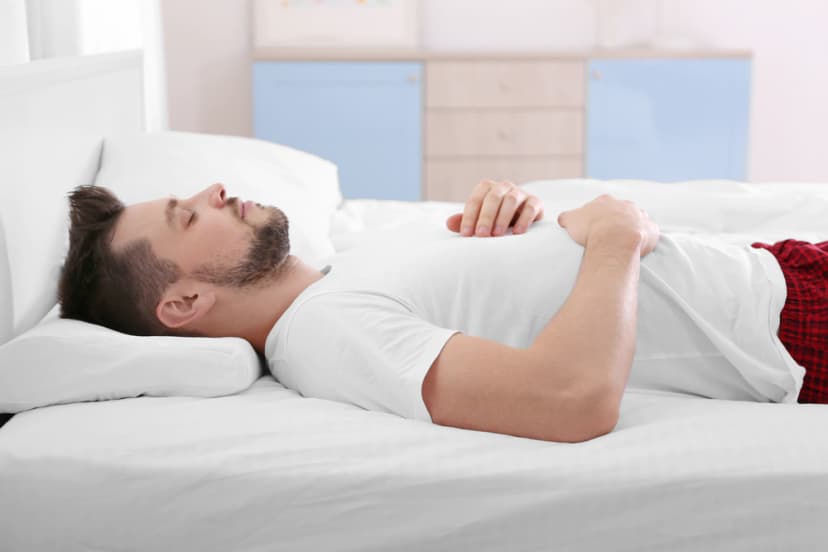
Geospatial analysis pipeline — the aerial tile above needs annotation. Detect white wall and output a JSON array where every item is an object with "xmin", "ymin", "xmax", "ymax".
[
  {"xmin": 422, "ymin": 0, "xmax": 597, "ymax": 51},
  {"xmin": 161, "ymin": 0, "xmax": 828, "ymax": 182}
]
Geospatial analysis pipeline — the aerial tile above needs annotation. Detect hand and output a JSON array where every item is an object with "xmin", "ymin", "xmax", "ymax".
[
  {"xmin": 446, "ymin": 180, "xmax": 545, "ymax": 237},
  {"xmin": 557, "ymin": 194, "xmax": 660, "ymax": 256}
]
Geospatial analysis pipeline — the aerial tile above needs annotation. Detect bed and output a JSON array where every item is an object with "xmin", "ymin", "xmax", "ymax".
[{"xmin": 2, "ymin": 51, "xmax": 828, "ymax": 552}]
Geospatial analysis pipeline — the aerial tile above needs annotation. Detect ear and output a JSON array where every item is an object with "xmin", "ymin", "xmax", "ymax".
[{"xmin": 155, "ymin": 280, "xmax": 217, "ymax": 330}]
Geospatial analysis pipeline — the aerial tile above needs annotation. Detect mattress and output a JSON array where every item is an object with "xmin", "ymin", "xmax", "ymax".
[{"xmin": 3, "ymin": 178, "xmax": 828, "ymax": 551}]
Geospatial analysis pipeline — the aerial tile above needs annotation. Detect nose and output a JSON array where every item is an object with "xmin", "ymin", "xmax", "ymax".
[
  {"xmin": 206, "ymin": 183, "xmax": 226, "ymax": 209},
  {"xmin": 182, "ymin": 183, "xmax": 227, "ymax": 211}
]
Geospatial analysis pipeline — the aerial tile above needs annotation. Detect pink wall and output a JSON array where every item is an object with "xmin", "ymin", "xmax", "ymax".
[
  {"xmin": 161, "ymin": 0, "xmax": 252, "ymax": 137},
  {"xmin": 662, "ymin": 0, "xmax": 828, "ymax": 181},
  {"xmin": 161, "ymin": 0, "xmax": 828, "ymax": 181}
]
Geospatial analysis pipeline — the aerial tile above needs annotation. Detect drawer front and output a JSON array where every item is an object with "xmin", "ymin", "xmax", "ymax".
[
  {"xmin": 253, "ymin": 61, "xmax": 423, "ymax": 200},
  {"xmin": 426, "ymin": 61, "xmax": 585, "ymax": 108},
  {"xmin": 587, "ymin": 58, "xmax": 750, "ymax": 181},
  {"xmin": 425, "ymin": 157, "xmax": 583, "ymax": 202},
  {"xmin": 426, "ymin": 110, "xmax": 583, "ymax": 156}
]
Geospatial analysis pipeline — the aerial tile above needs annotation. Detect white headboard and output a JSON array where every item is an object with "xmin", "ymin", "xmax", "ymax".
[{"xmin": 0, "ymin": 50, "xmax": 145, "ymax": 344}]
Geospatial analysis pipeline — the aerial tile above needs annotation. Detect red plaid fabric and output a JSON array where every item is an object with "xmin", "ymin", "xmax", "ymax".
[{"xmin": 752, "ymin": 239, "xmax": 828, "ymax": 403}]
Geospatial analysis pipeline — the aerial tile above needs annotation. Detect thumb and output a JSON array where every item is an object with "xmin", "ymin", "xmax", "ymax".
[
  {"xmin": 446, "ymin": 213, "xmax": 463, "ymax": 233},
  {"xmin": 557, "ymin": 211, "xmax": 568, "ymax": 228}
]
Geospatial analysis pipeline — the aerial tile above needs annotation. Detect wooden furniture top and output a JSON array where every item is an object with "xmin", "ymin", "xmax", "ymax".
[{"xmin": 253, "ymin": 48, "xmax": 752, "ymax": 62}]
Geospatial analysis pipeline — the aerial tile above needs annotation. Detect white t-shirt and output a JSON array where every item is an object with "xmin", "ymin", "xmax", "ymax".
[{"xmin": 265, "ymin": 220, "xmax": 805, "ymax": 422}]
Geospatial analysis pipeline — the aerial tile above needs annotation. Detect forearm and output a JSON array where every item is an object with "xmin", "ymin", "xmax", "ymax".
[
  {"xmin": 528, "ymin": 227, "xmax": 643, "ymax": 414},
  {"xmin": 423, "ymin": 228, "xmax": 642, "ymax": 443}
]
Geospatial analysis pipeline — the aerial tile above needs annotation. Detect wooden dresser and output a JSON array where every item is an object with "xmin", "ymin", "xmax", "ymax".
[
  {"xmin": 253, "ymin": 49, "xmax": 751, "ymax": 201},
  {"xmin": 424, "ymin": 59, "xmax": 585, "ymax": 201}
]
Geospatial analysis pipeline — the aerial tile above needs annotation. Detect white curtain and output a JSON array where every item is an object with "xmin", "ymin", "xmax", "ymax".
[
  {"xmin": 5, "ymin": 0, "xmax": 168, "ymax": 132},
  {"xmin": 0, "ymin": 0, "xmax": 30, "ymax": 64},
  {"xmin": 140, "ymin": 0, "xmax": 169, "ymax": 132},
  {"xmin": 25, "ymin": 0, "xmax": 82, "ymax": 59}
]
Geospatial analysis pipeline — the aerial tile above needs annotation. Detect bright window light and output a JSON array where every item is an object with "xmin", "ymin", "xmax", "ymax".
[{"xmin": 77, "ymin": 0, "xmax": 142, "ymax": 55}]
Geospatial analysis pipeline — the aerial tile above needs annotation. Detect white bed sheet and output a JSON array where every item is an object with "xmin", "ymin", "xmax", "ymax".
[
  {"xmin": 2, "ymin": 379, "xmax": 827, "ymax": 551},
  {"xmin": 3, "ymin": 179, "xmax": 828, "ymax": 551}
]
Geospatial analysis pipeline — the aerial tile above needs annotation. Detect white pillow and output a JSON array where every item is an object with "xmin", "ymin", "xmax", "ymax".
[
  {"xmin": 0, "ymin": 306, "xmax": 262, "ymax": 414},
  {"xmin": 94, "ymin": 131, "xmax": 342, "ymax": 266}
]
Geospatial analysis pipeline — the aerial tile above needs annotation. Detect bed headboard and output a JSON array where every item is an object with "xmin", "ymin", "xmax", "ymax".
[{"xmin": 0, "ymin": 50, "xmax": 145, "ymax": 345}]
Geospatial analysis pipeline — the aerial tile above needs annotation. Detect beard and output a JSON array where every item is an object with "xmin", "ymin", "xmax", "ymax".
[{"xmin": 191, "ymin": 205, "xmax": 292, "ymax": 288}]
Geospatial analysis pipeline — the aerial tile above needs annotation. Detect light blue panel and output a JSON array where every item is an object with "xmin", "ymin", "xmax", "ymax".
[
  {"xmin": 587, "ymin": 58, "xmax": 751, "ymax": 181},
  {"xmin": 253, "ymin": 61, "xmax": 422, "ymax": 200}
]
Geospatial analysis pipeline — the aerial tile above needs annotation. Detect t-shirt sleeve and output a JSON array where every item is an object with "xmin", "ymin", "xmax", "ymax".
[{"xmin": 269, "ymin": 291, "xmax": 459, "ymax": 422}]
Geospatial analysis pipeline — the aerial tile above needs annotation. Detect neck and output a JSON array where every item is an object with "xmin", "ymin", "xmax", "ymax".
[{"xmin": 205, "ymin": 255, "xmax": 325, "ymax": 354}]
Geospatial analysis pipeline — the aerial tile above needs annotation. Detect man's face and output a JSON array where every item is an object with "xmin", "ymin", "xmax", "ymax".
[{"xmin": 111, "ymin": 183, "xmax": 290, "ymax": 288}]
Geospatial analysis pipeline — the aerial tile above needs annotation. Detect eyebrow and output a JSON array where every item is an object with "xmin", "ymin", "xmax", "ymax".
[{"xmin": 165, "ymin": 198, "xmax": 178, "ymax": 228}]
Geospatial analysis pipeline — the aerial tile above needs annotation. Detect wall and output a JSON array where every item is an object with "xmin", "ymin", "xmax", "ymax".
[
  {"xmin": 161, "ymin": 0, "xmax": 252, "ymax": 137},
  {"xmin": 160, "ymin": 0, "xmax": 828, "ymax": 182},
  {"xmin": 668, "ymin": 0, "xmax": 828, "ymax": 182}
]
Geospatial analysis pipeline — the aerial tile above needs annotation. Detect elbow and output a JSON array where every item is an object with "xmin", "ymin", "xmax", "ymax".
[
  {"xmin": 552, "ymin": 410, "xmax": 617, "ymax": 444},
  {"xmin": 583, "ymin": 388, "xmax": 621, "ymax": 440},
  {"xmin": 548, "ymin": 413, "xmax": 617, "ymax": 444},
  {"xmin": 540, "ymin": 385, "xmax": 620, "ymax": 444},
  {"xmin": 580, "ymin": 404, "xmax": 619, "ymax": 442}
]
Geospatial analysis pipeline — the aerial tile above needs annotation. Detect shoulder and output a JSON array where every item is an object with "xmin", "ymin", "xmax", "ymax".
[{"xmin": 268, "ymin": 289, "xmax": 416, "ymax": 355}]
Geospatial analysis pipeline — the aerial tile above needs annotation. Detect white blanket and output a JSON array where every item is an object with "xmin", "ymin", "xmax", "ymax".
[
  {"xmin": 2, "ymin": 179, "xmax": 828, "ymax": 552},
  {"xmin": 331, "ymin": 179, "xmax": 828, "ymax": 248}
]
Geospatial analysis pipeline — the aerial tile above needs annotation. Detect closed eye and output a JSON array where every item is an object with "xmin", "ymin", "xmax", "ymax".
[{"xmin": 177, "ymin": 208, "xmax": 195, "ymax": 229}]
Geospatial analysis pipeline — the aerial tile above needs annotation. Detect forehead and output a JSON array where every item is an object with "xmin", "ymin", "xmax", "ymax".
[{"xmin": 110, "ymin": 197, "xmax": 169, "ymax": 252}]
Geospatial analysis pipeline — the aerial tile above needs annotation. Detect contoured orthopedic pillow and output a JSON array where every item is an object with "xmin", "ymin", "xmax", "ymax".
[
  {"xmin": 0, "ymin": 231, "xmax": 262, "ymax": 415},
  {"xmin": 0, "ymin": 306, "xmax": 261, "ymax": 414}
]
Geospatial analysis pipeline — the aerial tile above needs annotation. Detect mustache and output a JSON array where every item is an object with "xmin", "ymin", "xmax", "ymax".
[
  {"xmin": 226, "ymin": 196, "xmax": 242, "ymax": 221},
  {"xmin": 190, "ymin": 208, "xmax": 291, "ymax": 287}
]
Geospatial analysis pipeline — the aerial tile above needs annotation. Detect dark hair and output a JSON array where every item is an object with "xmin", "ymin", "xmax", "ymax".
[{"xmin": 58, "ymin": 185, "xmax": 182, "ymax": 336}]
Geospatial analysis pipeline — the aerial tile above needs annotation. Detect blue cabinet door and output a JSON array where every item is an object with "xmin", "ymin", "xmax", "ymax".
[
  {"xmin": 254, "ymin": 61, "xmax": 423, "ymax": 200},
  {"xmin": 586, "ymin": 58, "xmax": 751, "ymax": 181}
]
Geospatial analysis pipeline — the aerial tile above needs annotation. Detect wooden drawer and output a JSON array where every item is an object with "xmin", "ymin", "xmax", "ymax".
[
  {"xmin": 426, "ymin": 61, "xmax": 585, "ymax": 108},
  {"xmin": 425, "ymin": 157, "xmax": 583, "ymax": 202},
  {"xmin": 426, "ymin": 110, "xmax": 583, "ymax": 157}
]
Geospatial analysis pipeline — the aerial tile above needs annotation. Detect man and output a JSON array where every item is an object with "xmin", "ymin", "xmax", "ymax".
[{"xmin": 59, "ymin": 180, "xmax": 821, "ymax": 443}]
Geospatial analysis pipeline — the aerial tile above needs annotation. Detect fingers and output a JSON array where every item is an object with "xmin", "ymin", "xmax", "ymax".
[
  {"xmin": 459, "ymin": 180, "xmax": 491, "ymax": 236},
  {"xmin": 477, "ymin": 181, "xmax": 517, "ymax": 236},
  {"xmin": 492, "ymin": 186, "xmax": 525, "ymax": 236},
  {"xmin": 512, "ymin": 195, "xmax": 544, "ymax": 234},
  {"xmin": 641, "ymin": 218, "xmax": 661, "ymax": 257},
  {"xmin": 453, "ymin": 179, "xmax": 544, "ymax": 237},
  {"xmin": 446, "ymin": 213, "xmax": 463, "ymax": 232},
  {"xmin": 558, "ymin": 194, "xmax": 662, "ymax": 256}
]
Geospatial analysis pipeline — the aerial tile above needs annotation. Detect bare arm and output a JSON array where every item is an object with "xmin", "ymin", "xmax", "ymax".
[{"xmin": 424, "ymin": 194, "xmax": 658, "ymax": 443}]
